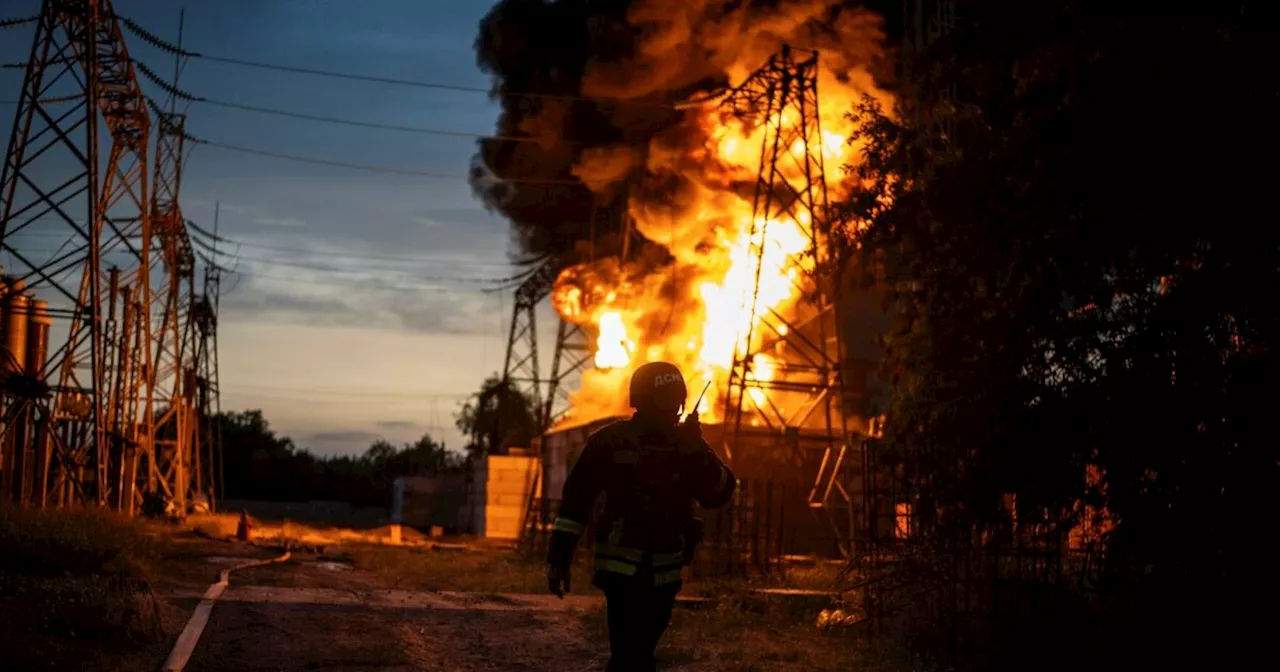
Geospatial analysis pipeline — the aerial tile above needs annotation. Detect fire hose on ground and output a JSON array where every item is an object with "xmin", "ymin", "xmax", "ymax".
[{"xmin": 160, "ymin": 549, "xmax": 293, "ymax": 672}]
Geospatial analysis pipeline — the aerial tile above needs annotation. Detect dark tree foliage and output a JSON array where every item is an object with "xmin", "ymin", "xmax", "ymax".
[
  {"xmin": 838, "ymin": 1, "xmax": 1278, "ymax": 667},
  {"xmin": 454, "ymin": 373, "xmax": 539, "ymax": 457},
  {"xmin": 217, "ymin": 410, "xmax": 461, "ymax": 507}
]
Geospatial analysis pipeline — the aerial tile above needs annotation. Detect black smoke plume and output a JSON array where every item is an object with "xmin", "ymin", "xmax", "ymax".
[{"xmin": 470, "ymin": 0, "xmax": 894, "ymax": 268}]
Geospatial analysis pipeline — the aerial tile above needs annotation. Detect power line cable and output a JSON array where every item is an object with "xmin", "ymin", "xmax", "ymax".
[
  {"xmin": 181, "ymin": 130, "xmax": 582, "ymax": 185},
  {"xmin": 132, "ymin": 59, "xmax": 561, "ymax": 144},
  {"xmin": 218, "ymin": 265, "xmax": 498, "ymax": 292},
  {"xmin": 117, "ymin": 14, "xmax": 694, "ymax": 109},
  {"xmin": 186, "ymin": 224, "xmax": 517, "ymax": 270},
  {"xmin": 221, "ymin": 381, "xmax": 472, "ymax": 399},
  {"xmin": 128, "ymin": 62, "xmax": 583, "ymax": 185},
  {"xmin": 0, "ymin": 15, "xmax": 37, "ymax": 28},
  {"xmin": 230, "ymin": 253, "xmax": 519, "ymax": 285}
]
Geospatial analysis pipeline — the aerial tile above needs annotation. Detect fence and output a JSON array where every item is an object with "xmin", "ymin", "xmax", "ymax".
[{"xmin": 519, "ymin": 479, "xmax": 843, "ymax": 582}]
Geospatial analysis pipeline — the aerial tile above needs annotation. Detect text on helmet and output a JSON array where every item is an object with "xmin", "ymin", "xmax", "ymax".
[{"xmin": 654, "ymin": 372, "xmax": 682, "ymax": 387}]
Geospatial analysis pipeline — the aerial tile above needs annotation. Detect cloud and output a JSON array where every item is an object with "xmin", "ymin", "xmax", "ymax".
[
  {"xmin": 375, "ymin": 420, "xmax": 422, "ymax": 431},
  {"xmin": 221, "ymin": 271, "xmax": 502, "ymax": 336},
  {"xmin": 300, "ymin": 430, "xmax": 384, "ymax": 455},
  {"xmin": 254, "ymin": 216, "xmax": 307, "ymax": 229}
]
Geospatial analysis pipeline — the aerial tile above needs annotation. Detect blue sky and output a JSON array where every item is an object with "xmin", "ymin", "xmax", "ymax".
[{"xmin": 0, "ymin": 0, "xmax": 557, "ymax": 455}]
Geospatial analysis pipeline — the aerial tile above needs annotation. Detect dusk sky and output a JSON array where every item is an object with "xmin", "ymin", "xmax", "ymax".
[{"xmin": 0, "ymin": 0, "xmax": 558, "ymax": 456}]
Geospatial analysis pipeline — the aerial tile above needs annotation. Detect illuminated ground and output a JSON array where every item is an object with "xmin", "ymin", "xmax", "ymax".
[{"xmin": 146, "ymin": 528, "xmax": 867, "ymax": 671}]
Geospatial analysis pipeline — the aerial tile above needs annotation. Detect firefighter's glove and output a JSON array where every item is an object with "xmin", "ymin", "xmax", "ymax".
[
  {"xmin": 680, "ymin": 408, "xmax": 702, "ymax": 441},
  {"xmin": 546, "ymin": 563, "xmax": 570, "ymax": 599}
]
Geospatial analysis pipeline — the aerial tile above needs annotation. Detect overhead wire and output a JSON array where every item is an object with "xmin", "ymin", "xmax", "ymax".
[
  {"xmin": 131, "ymin": 60, "xmax": 565, "ymax": 145},
  {"xmin": 207, "ymin": 250, "xmax": 516, "ymax": 286},
  {"xmin": 0, "ymin": 15, "xmax": 37, "ymax": 28},
  {"xmin": 129, "ymin": 61, "xmax": 561, "ymax": 183},
  {"xmin": 208, "ymin": 267, "xmax": 494, "ymax": 293},
  {"xmin": 186, "ymin": 221, "xmax": 518, "ymax": 270},
  {"xmin": 173, "ymin": 127, "xmax": 583, "ymax": 185},
  {"xmin": 222, "ymin": 381, "xmax": 471, "ymax": 399},
  {"xmin": 117, "ymin": 14, "xmax": 691, "ymax": 109},
  {"xmin": 185, "ymin": 229, "xmax": 530, "ymax": 288}
]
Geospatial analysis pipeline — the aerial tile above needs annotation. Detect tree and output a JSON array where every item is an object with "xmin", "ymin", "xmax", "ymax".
[
  {"xmin": 454, "ymin": 373, "xmax": 538, "ymax": 457},
  {"xmin": 217, "ymin": 409, "xmax": 304, "ymax": 500},
  {"xmin": 836, "ymin": 1, "xmax": 1277, "ymax": 667},
  {"xmin": 217, "ymin": 409, "xmax": 465, "ymax": 506}
]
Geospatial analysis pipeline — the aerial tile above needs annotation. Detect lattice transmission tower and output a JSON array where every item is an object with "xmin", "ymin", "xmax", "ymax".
[
  {"xmin": 720, "ymin": 45, "xmax": 855, "ymax": 556},
  {"xmin": 0, "ymin": 1, "xmax": 203, "ymax": 512},
  {"xmin": 500, "ymin": 258, "xmax": 556, "ymax": 430},
  {"xmin": 191, "ymin": 212, "xmax": 224, "ymax": 509},
  {"xmin": 149, "ymin": 106, "xmax": 201, "ymax": 514},
  {"xmin": 500, "ymin": 190, "xmax": 632, "ymax": 433}
]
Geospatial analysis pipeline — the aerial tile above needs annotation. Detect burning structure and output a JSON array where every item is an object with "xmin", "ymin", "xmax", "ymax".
[{"xmin": 481, "ymin": 0, "xmax": 896, "ymax": 556}]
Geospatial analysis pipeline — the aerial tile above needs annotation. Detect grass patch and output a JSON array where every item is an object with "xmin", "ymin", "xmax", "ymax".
[
  {"xmin": 340, "ymin": 544, "xmax": 601, "ymax": 594},
  {"xmin": 0, "ymin": 502, "xmax": 163, "ymax": 577},
  {"xmin": 578, "ymin": 588, "xmax": 895, "ymax": 671},
  {"xmin": 683, "ymin": 561, "xmax": 846, "ymax": 597},
  {"xmin": 0, "ymin": 504, "xmax": 172, "ymax": 670}
]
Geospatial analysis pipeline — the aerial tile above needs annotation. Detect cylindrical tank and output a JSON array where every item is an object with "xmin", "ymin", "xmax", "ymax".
[
  {"xmin": 25, "ymin": 299, "xmax": 50, "ymax": 379},
  {"xmin": 3, "ymin": 279, "xmax": 30, "ymax": 376},
  {"xmin": 0, "ymin": 276, "xmax": 12, "ymax": 370}
]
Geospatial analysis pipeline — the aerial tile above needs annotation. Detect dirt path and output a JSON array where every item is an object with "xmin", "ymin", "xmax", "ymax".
[
  {"xmin": 168, "ymin": 557, "xmax": 609, "ymax": 671},
  {"xmin": 155, "ymin": 538, "xmax": 861, "ymax": 671}
]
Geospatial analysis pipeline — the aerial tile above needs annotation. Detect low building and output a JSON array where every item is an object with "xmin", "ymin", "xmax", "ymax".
[
  {"xmin": 391, "ymin": 474, "xmax": 466, "ymax": 533},
  {"xmin": 461, "ymin": 453, "xmax": 540, "ymax": 540}
]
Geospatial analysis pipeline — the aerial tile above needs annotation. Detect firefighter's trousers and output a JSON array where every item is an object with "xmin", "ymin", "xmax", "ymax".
[{"xmin": 602, "ymin": 578, "xmax": 680, "ymax": 672}]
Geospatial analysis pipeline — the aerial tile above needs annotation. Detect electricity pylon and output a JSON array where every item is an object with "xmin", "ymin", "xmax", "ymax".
[{"xmin": 721, "ymin": 45, "xmax": 854, "ymax": 556}]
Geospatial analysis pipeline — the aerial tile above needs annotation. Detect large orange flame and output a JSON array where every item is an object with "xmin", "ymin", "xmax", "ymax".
[{"xmin": 549, "ymin": 27, "xmax": 893, "ymax": 428}]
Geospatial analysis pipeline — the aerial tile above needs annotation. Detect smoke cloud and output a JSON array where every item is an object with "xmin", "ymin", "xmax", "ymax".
[
  {"xmin": 472, "ymin": 0, "xmax": 889, "ymax": 265},
  {"xmin": 472, "ymin": 0, "xmax": 895, "ymax": 425}
]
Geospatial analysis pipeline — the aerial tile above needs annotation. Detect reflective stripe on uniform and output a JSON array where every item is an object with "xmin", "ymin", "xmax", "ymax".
[
  {"xmin": 595, "ymin": 558, "xmax": 639, "ymax": 576},
  {"xmin": 594, "ymin": 542, "xmax": 643, "ymax": 563},
  {"xmin": 552, "ymin": 517, "xmax": 584, "ymax": 535},
  {"xmin": 654, "ymin": 569, "xmax": 683, "ymax": 586},
  {"xmin": 652, "ymin": 551, "xmax": 683, "ymax": 567}
]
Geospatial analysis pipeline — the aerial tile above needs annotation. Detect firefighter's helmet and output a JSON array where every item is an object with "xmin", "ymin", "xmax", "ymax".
[{"xmin": 629, "ymin": 361, "xmax": 687, "ymax": 410}]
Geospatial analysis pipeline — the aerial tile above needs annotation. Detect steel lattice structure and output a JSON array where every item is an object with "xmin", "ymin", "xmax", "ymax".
[
  {"xmin": 0, "ymin": 0, "xmax": 215, "ymax": 513},
  {"xmin": 149, "ymin": 106, "xmax": 200, "ymax": 515},
  {"xmin": 501, "ymin": 259, "xmax": 556, "ymax": 430},
  {"xmin": 720, "ymin": 45, "xmax": 855, "ymax": 556},
  {"xmin": 192, "ymin": 239, "xmax": 223, "ymax": 507},
  {"xmin": 500, "ymin": 191, "xmax": 632, "ymax": 434}
]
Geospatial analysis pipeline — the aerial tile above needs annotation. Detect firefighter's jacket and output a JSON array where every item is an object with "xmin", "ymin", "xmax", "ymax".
[{"xmin": 547, "ymin": 414, "xmax": 736, "ymax": 588}]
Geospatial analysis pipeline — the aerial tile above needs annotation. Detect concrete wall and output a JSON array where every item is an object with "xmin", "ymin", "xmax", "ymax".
[
  {"xmin": 392, "ymin": 474, "xmax": 466, "ymax": 531},
  {"xmin": 466, "ymin": 454, "xmax": 540, "ymax": 540},
  {"xmin": 220, "ymin": 499, "xmax": 387, "ymax": 528}
]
